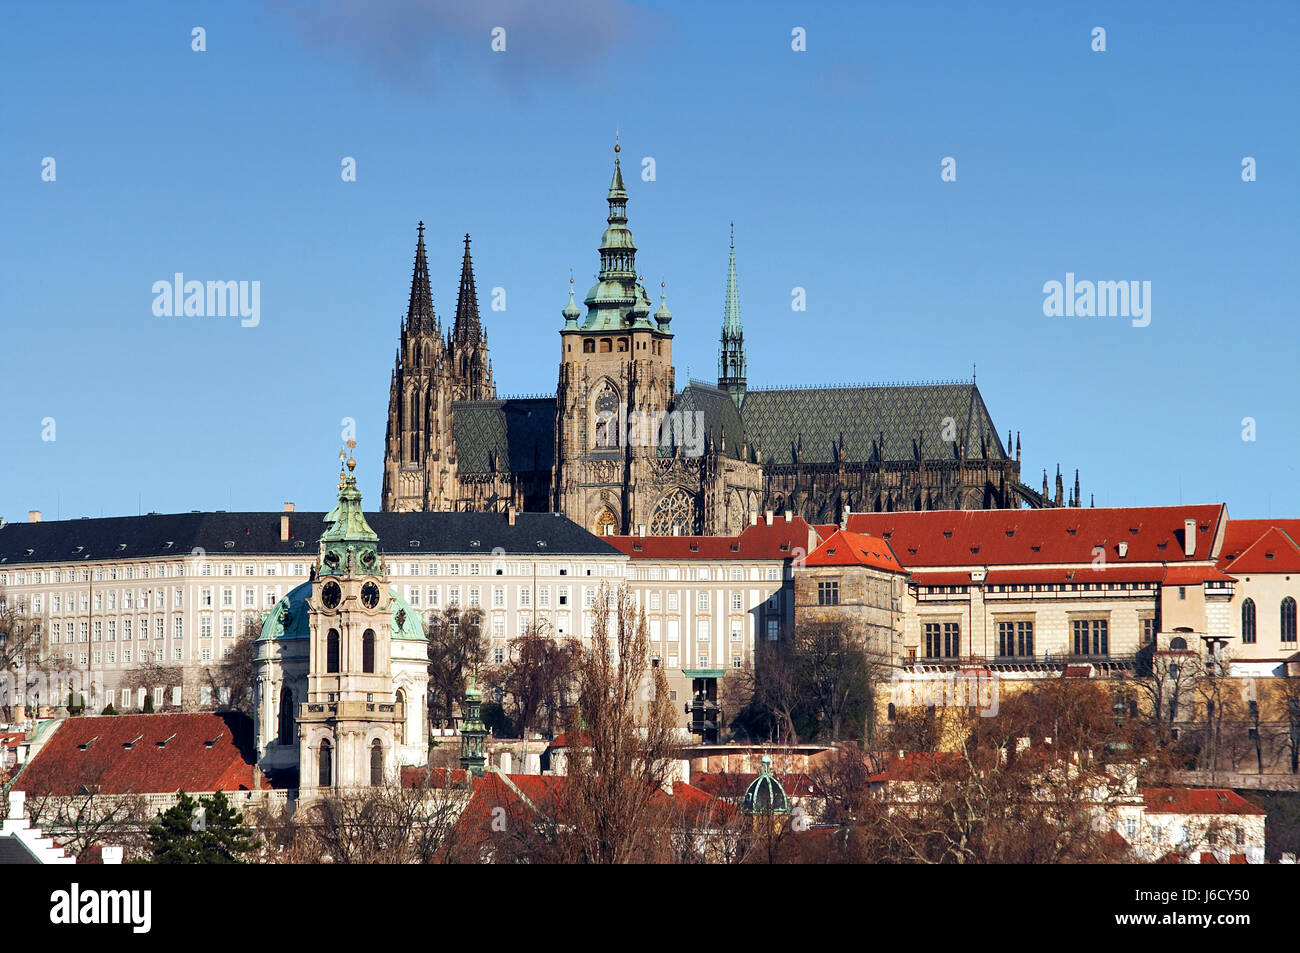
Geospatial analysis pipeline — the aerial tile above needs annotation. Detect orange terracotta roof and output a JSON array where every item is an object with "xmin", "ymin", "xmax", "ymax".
[
  {"xmin": 908, "ymin": 571, "xmax": 973, "ymax": 586},
  {"xmin": 802, "ymin": 529, "xmax": 904, "ymax": 572},
  {"xmin": 14, "ymin": 712, "xmax": 257, "ymax": 796},
  {"xmin": 1163, "ymin": 565, "xmax": 1237, "ymax": 585},
  {"xmin": 846, "ymin": 504, "xmax": 1225, "ymax": 568},
  {"xmin": 983, "ymin": 566, "xmax": 1165, "ymax": 585},
  {"xmin": 1218, "ymin": 519, "xmax": 1300, "ymax": 568},
  {"xmin": 1140, "ymin": 788, "xmax": 1267, "ymax": 816},
  {"xmin": 606, "ymin": 515, "xmax": 817, "ymax": 560},
  {"xmin": 1220, "ymin": 526, "xmax": 1300, "ymax": 575}
]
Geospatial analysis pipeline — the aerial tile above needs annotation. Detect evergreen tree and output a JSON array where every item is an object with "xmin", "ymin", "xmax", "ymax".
[
  {"xmin": 142, "ymin": 693, "xmax": 155, "ymax": 713},
  {"xmin": 101, "ymin": 702, "xmax": 117, "ymax": 715},
  {"xmin": 147, "ymin": 790, "xmax": 260, "ymax": 864}
]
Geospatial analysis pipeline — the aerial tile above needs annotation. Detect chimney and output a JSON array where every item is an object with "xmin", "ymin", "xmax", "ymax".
[
  {"xmin": 1184, "ymin": 518, "xmax": 1196, "ymax": 557},
  {"xmin": 508, "ymin": 505, "xmax": 516, "ymax": 526},
  {"xmin": 783, "ymin": 509, "xmax": 793, "ymax": 523},
  {"xmin": 841, "ymin": 504, "xmax": 852, "ymax": 531},
  {"xmin": 765, "ymin": 510, "xmax": 774, "ymax": 526},
  {"xmin": 280, "ymin": 502, "xmax": 294, "ymax": 542},
  {"xmin": 1117, "ymin": 541, "xmax": 1129, "ymax": 558},
  {"xmin": 638, "ymin": 524, "xmax": 646, "ymax": 537},
  {"xmin": 27, "ymin": 510, "xmax": 41, "ymax": 523},
  {"xmin": 750, "ymin": 512, "xmax": 758, "ymax": 526},
  {"xmin": 100, "ymin": 846, "xmax": 124, "ymax": 865},
  {"xmin": 672, "ymin": 525, "xmax": 680, "ymax": 536}
]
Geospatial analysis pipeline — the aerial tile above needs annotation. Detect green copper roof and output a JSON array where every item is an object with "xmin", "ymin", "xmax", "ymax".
[
  {"xmin": 723, "ymin": 229, "xmax": 741, "ymax": 333},
  {"xmin": 571, "ymin": 147, "xmax": 671, "ymax": 336},
  {"xmin": 321, "ymin": 456, "xmax": 379, "ymax": 546},
  {"xmin": 257, "ymin": 582, "xmax": 426, "ymax": 643},
  {"xmin": 742, "ymin": 754, "xmax": 790, "ymax": 815}
]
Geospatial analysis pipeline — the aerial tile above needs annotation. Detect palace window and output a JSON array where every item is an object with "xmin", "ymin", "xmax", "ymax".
[
  {"xmin": 817, "ymin": 581, "xmax": 839, "ymax": 606},
  {"xmin": 1283, "ymin": 597, "xmax": 1298, "ymax": 643},
  {"xmin": 1242, "ymin": 599, "xmax": 1256, "ymax": 644},
  {"xmin": 1072, "ymin": 618, "xmax": 1109, "ymax": 656},
  {"xmin": 997, "ymin": 620, "xmax": 1034, "ymax": 657},
  {"xmin": 924, "ymin": 621, "xmax": 960, "ymax": 659}
]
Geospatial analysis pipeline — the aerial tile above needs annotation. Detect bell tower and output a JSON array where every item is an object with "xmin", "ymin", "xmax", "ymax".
[
  {"xmin": 300, "ymin": 442, "xmax": 405, "ymax": 795},
  {"xmin": 554, "ymin": 140, "xmax": 677, "ymax": 535}
]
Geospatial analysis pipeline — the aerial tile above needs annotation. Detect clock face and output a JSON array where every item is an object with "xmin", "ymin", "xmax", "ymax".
[
  {"xmin": 361, "ymin": 581, "xmax": 380, "ymax": 609},
  {"xmin": 321, "ymin": 581, "xmax": 341, "ymax": 610}
]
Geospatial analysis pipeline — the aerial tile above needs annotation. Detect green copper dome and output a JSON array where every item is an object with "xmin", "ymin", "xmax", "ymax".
[
  {"xmin": 257, "ymin": 582, "xmax": 426, "ymax": 643},
  {"xmin": 742, "ymin": 755, "xmax": 790, "ymax": 815}
]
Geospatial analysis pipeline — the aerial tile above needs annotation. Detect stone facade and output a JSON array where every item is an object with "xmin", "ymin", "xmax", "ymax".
[{"xmin": 381, "ymin": 146, "xmax": 1069, "ymax": 534}]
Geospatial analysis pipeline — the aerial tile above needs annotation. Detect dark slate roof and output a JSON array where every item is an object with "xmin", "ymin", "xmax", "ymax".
[
  {"xmin": 0, "ymin": 835, "xmax": 41, "ymax": 864},
  {"xmin": 0, "ymin": 510, "xmax": 621, "ymax": 566},
  {"xmin": 674, "ymin": 383, "xmax": 746, "ymax": 460},
  {"xmin": 451, "ymin": 398, "xmax": 555, "ymax": 475},
  {"xmin": 739, "ymin": 382, "xmax": 1007, "ymax": 466}
]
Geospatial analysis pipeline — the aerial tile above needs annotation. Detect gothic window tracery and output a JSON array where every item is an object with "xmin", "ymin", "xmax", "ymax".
[
  {"xmin": 593, "ymin": 384, "xmax": 620, "ymax": 449},
  {"xmin": 650, "ymin": 487, "xmax": 701, "ymax": 536}
]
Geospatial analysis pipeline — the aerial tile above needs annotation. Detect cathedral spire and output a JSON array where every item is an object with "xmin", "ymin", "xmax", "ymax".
[
  {"xmin": 718, "ymin": 224, "xmax": 747, "ymax": 406},
  {"xmin": 407, "ymin": 221, "xmax": 435, "ymax": 332},
  {"xmin": 453, "ymin": 233, "xmax": 481, "ymax": 342}
]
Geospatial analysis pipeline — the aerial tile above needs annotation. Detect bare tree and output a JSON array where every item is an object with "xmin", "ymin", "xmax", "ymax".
[
  {"xmin": 0, "ymin": 584, "xmax": 43, "ymax": 722},
  {"xmin": 491, "ymin": 621, "xmax": 579, "ymax": 739},
  {"xmin": 541, "ymin": 583, "xmax": 683, "ymax": 863},
  {"xmin": 204, "ymin": 614, "xmax": 260, "ymax": 716},
  {"xmin": 426, "ymin": 607, "xmax": 486, "ymax": 727},
  {"xmin": 123, "ymin": 656, "xmax": 184, "ymax": 711}
]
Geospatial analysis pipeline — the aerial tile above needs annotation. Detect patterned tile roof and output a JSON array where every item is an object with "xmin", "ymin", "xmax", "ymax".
[
  {"xmin": 740, "ymin": 382, "xmax": 1006, "ymax": 465},
  {"xmin": 674, "ymin": 382, "xmax": 746, "ymax": 459},
  {"xmin": 451, "ymin": 398, "xmax": 555, "ymax": 475}
]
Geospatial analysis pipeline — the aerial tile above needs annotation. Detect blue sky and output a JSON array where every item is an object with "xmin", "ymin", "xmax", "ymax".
[{"xmin": 2, "ymin": 0, "xmax": 1297, "ymax": 520}]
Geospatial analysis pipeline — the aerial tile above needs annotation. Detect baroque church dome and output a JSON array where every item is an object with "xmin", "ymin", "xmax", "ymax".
[{"xmin": 258, "ymin": 580, "xmax": 425, "ymax": 643}]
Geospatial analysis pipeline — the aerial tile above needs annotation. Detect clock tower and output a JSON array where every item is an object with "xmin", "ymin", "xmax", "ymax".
[{"xmin": 299, "ymin": 442, "xmax": 406, "ymax": 795}]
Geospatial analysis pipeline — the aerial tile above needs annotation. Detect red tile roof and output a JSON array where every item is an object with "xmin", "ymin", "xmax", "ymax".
[
  {"xmin": 1218, "ymin": 519, "xmax": 1300, "ymax": 569},
  {"xmin": 606, "ymin": 515, "xmax": 818, "ymax": 561},
  {"xmin": 1140, "ymin": 788, "xmax": 1267, "ymax": 816},
  {"xmin": 14, "ymin": 713, "xmax": 258, "ymax": 796},
  {"xmin": 802, "ymin": 529, "xmax": 904, "ymax": 572},
  {"xmin": 547, "ymin": 730, "xmax": 591, "ymax": 749},
  {"xmin": 846, "ymin": 505, "xmax": 1225, "ymax": 568},
  {"xmin": 0, "ymin": 732, "xmax": 24, "ymax": 750},
  {"xmin": 1163, "ymin": 565, "xmax": 1237, "ymax": 585},
  {"xmin": 1219, "ymin": 525, "xmax": 1300, "ymax": 575},
  {"xmin": 983, "ymin": 566, "xmax": 1166, "ymax": 585}
]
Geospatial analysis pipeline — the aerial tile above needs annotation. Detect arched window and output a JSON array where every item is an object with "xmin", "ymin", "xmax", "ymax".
[
  {"xmin": 599, "ymin": 338, "xmax": 612, "ymax": 353},
  {"xmin": 1169, "ymin": 636, "xmax": 1187, "ymax": 651},
  {"xmin": 593, "ymin": 385, "xmax": 619, "ymax": 449},
  {"xmin": 583, "ymin": 339, "xmax": 595, "ymax": 353},
  {"xmin": 1242, "ymin": 598, "xmax": 1257, "ymax": 644},
  {"xmin": 319, "ymin": 739, "xmax": 332, "ymax": 787},
  {"xmin": 370, "ymin": 740, "xmax": 383, "ymax": 787},
  {"xmin": 363, "ymin": 629, "xmax": 376, "ymax": 673},
  {"xmin": 278, "ymin": 686, "xmax": 293, "ymax": 745},
  {"xmin": 1283, "ymin": 597, "xmax": 1298, "ymax": 643},
  {"xmin": 327, "ymin": 629, "xmax": 340, "ymax": 673},
  {"xmin": 396, "ymin": 688, "xmax": 408, "ymax": 745}
]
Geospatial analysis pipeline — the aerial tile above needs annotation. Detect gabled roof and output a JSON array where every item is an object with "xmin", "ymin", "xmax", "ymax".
[
  {"xmin": 1220, "ymin": 525, "xmax": 1300, "ymax": 575},
  {"xmin": 1140, "ymin": 788, "xmax": 1266, "ymax": 816},
  {"xmin": 675, "ymin": 382, "xmax": 746, "ymax": 460},
  {"xmin": 846, "ymin": 504, "xmax": 1225, "ymax": 568},
  {"xmin": 1217, "ymin": 519, "xmax": 1300, "ymax": 569},
  {"xmin": 606, "ymin": 514, "xmax": 817, "ymax": 560},
  {"xmin": 13, "ymin": 713, "xmax": 258, "ymax": 796},
  {"xmin": 803, "ymin": 529, "xmax": 904, "ymax": 573}
]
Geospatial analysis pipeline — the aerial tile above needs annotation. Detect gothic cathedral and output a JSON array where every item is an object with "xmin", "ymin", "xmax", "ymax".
[{"xmin": 382, "ymin": 143, "xmax": 1076, "ymax": 534}]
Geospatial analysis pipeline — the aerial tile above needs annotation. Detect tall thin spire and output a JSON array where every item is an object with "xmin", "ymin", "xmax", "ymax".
[
  {"xmin": 453, "ymin": 233, "xmax": 481, "ymax": 340},
  {"xmin": 718, "ymin": 224, "xmax": 747, "ymax": 406},
  {"xmin": 407, "ymin": 221, "xmax": 434, "ymax": 331}
]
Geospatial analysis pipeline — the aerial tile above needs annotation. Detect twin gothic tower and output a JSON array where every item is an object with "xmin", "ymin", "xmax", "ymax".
[{"xmin": 383, "ymin": 143, "xmax": 1042, "ymax": 531}]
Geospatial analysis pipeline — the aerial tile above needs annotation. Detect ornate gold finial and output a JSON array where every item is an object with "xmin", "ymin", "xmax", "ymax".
[
  {"xmin": 346, "ymin": 438, "xmax": 357, "ymax": 471},
  {"xmin": 614, "ymin": 128, "xmax": 620, "ymax": 153}
]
